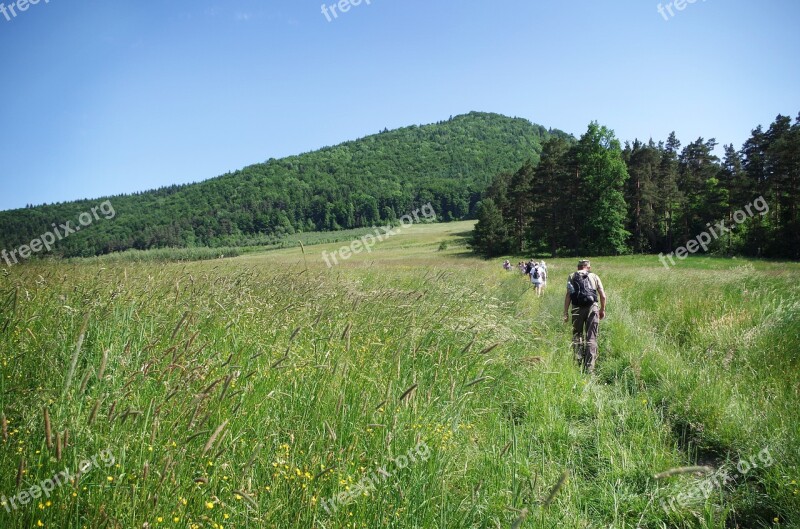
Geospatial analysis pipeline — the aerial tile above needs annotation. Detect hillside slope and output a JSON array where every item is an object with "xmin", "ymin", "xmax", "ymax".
[{"xmin": 0, "ymin": 112, "xmax": 570, "ymax": 258}]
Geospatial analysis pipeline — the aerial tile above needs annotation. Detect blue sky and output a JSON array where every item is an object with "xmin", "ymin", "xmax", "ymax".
[{"xmin": 0, "ymin": 0, "xmax": 798, "ymax": 211}]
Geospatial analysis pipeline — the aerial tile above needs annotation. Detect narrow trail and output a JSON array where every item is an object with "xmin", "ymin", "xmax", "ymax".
[{"xmin": 491, "ymin": 267, "xmax": 786, "ymax": 528}]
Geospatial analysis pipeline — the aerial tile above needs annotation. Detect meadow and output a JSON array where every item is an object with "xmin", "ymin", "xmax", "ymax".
[{"xmin": 0, "ymin": 220, "xmax": 797, "ymax": 528}]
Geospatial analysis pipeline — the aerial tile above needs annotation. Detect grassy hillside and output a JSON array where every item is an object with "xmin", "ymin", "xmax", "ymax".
[
  {"xmin": 0, "ymin": 223, "xmax": 797, "ymax": 528},
  {"xmin": 0, "ymin": 113, "xmax": 569, "ymax": 258}
]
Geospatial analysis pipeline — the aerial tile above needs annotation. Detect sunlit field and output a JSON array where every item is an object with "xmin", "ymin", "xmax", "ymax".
[{"xmin": 0, "ymin": 221, "xmax": 797, "ymax": 528}]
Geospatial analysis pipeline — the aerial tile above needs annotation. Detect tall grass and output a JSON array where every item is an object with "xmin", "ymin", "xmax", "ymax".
[
  {"xmin": 65, "ymin": 246, "xmax": 243, "ymax": 263},
  {"xmin": 0, "ymin": 238, "xmax": 797, "ymax": 528}
]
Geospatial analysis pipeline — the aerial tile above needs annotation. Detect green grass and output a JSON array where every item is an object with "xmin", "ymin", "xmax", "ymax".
[
  {"xmin": 0, "ymin": 220, "xmax": 797, "ymax": 528},
  {"xmin": 46, "ymin": 223, "xmax": 446, "ymax": 266},
  {"xmin": 65, "ymin": 246, "xmax": 245, "ymax": 263}
]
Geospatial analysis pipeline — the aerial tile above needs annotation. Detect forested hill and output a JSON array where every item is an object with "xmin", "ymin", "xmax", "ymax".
[{"xmin": 0, "ymin": 112, "xmax": 569, "ymax": 258}]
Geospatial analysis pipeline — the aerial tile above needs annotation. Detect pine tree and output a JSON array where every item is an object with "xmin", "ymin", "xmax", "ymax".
[
  {"xmin": 530, "ymin": 137, "xmax": 572, "ymax": 256},
  {"xmin": 484, "ymin": 172, "xmax": 513, "ymax": 220},
  {"xmin": 658, "ymin": 132, "xmax": 682, "ymax": 252},
  {"xmin": 623, "ymin": 139, "xmax": 660, "ymax": 253},
  {"xmin": 718, "ymin": 144, "xmax": 745, "ymax": 253},
  {"xmin": 472, "ymin": 199, "xmax": 509, "ymax": 257},
  {"xmin": 741, "ymin": 125, "xmax": 770, "ymax": 255},
  {"xmin": 507, "ymin": 161, "xmax": 536, "ymax": 253},
  {"xmin": 678, "ymin": 138, "xmax": 720, "ymax": 241},
  {"xmin": 764, "ymin": 114, "xmax": 800, "ymax": 258}
]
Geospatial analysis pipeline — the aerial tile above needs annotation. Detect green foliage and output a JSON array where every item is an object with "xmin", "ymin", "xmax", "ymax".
[
  {"xmin": 529, "ymin": 136, "xmax": 573, "ymax": 255},
  {"xmin": 475, "ymin": 113, "xmax": 800, "ymax": 260},
  {"xmin": 477, "ymin": 121, "xmax": 630, "ymax": 257},
  {"xmin": 629, "ymin": 114, "xmax": 800, "ymax": 259},
  {"xmin": 472, "ymin": 198, "xmax": 509, "ymax": 257},
  {"xmin": 573, "ymin": 122, "xmax": 630, "ymax": 255},
  {"xmin": 67, "ymin": 246, "xmax": 243, "ymax": 264},
  {"xmin": 0, "ymin": 113, "xmax": 567, "ymax": 259}
]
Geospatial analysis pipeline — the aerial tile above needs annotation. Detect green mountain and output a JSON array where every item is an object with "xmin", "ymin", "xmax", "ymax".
[{"xmin": 0, "ymin": 112, "xmax": 570, "ymax": 258}]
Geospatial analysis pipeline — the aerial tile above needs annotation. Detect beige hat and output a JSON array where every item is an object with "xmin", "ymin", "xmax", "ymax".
[{"xmin": 578, "ymin": 259, "xmax": 590, "ymax": 267}]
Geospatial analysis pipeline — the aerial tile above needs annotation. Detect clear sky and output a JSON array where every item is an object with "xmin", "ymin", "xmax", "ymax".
[{"xmin": 0, "ymin": 0, "xmax": 798, "ymax": 212}]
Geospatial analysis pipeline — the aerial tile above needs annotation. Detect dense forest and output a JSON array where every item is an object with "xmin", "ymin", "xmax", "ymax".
[
  {"xmin": 0, "ymin": 112, "xmax": 569, "ymax": 258},
  {"xmin": 472, "ymin": 113, "xmax": 800, "ymax": 260}
]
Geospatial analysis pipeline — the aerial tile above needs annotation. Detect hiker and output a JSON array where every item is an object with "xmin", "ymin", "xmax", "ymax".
[
  {"xmin": 503, "ymin": 259, "xmax": 512, "ymax": 271},
  {"xmin": 563, "ymin": 259, "xmax": 606, "ymax": 374},
  {"xmin": 539, "ymin": 261, "xmax": 547, "ymax": 291},
  {"xmin": 524, "ymin": 260, "xmax": 532, "ymax": 276},
  {"xmin": 530, "ymin": 261, "xmax": 544, "ymax": 296}
]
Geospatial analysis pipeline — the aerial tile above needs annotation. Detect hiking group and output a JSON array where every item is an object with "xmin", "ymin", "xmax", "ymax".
[
  {"xmin": 507, "ymin": 258, "xmax": 548, "ymax": 297},
  {"xmin": 504, "ymin": 258, "xmax": 607, "ymax": 374}
]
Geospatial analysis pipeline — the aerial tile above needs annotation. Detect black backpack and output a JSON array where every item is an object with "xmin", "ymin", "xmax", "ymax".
[
  {"xmin": 532, "ymin": 266, "xmax": 540, "ymax": 279},
  {"xmin": 570, "ymin": 272, "xmax": 598, "ymax": 307}
]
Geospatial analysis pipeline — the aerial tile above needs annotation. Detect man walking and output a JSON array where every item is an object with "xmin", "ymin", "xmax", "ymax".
[
  {"xmin": 563, "ymin": 260, "xmax": 606, "ymax": 374},
  {"xmin": 530, "ymin": 261, "xmax": 545, "ymax": 297}
]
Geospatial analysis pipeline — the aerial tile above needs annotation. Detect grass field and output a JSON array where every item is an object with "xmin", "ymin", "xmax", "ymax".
[{"xmin": 0, "ymin": 220, "xmax": 798, "ymax": 528}]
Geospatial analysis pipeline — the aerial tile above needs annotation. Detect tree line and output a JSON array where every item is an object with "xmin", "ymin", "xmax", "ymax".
[
  {"xmin": 472, "ymin": 113, "xmax": 800, "ymax": 260},
  {"xmin": 0, "ymin": 113, "xmax": 569, "ymax": 259}
]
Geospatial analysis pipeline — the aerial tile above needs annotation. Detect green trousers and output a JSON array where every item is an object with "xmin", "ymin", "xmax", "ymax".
[{"xmin": 571, "ymin": 304, "xmax": 600, "ymax": 374}]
